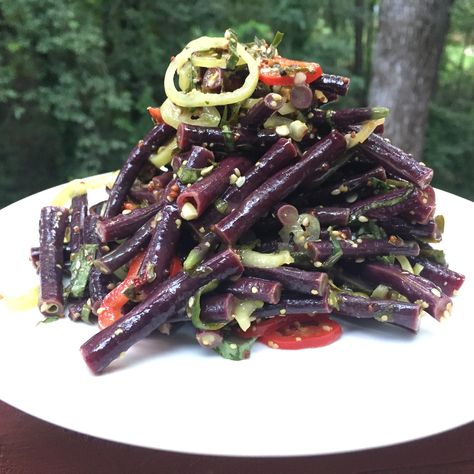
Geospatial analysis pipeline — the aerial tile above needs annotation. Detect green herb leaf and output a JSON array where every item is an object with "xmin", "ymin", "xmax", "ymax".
[
  {"xmin": 214, "ymin": 335, "xmax": 257, "ymax": 361},
  {"xmin": 188, "ymin": 279, "xmax": 226, "ymax": 330},
  {"xmin": 270, "ymin": 31, "xmax": 284, "ymax": 49},
  {"xmin": 67, "ymin": 244, "xmax": 98, "ymax": 298}
]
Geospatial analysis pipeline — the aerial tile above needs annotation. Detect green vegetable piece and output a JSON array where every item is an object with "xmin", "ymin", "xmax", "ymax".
[
  {"xmin": 189, "ymin": 279, "xmax": 227, "ymax": 330},
  {"xmin": 239, "ymin": 249, "xmax": 294, "ymax": 268},
  {"xmin": 177, "ymin": 165, "xmax": 201, "ymax": 184},
  {"xmin": 68, "ymin": 244, "xmax": 98, "ymax": 298},
  {"xmin": 270, "ymin": 31, "xmax": 284, "ymax": 49},
  {"xmin": 233, "ymin": 298, "xmax": 264, "ymax": 332},
  {"xmin": 37, "ymin": 316, "xmax": 60, "ymax": 325},
  {"xmin": 322, "ymin": 236, "xmax": 343, "ymax": 269},
  {"xmin": 214, "ymin": 335, "xmax": 257, "ymax": 361},
  {"xmin": 225, "ymin": 29, "xmax": 239, "ymax": 70}
]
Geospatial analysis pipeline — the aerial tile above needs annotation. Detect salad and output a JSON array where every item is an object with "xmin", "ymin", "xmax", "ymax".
[{"xmin": 32, "ymin": 30, "xmax": 465, "ymax": 374}]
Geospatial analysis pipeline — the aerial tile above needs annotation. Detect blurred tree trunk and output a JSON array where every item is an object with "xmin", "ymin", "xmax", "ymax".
[
  {"xmin": 353, "ymin": 0, "xmax": 364, "ymax": 75},
  {"xmin": 368, "ymin": 0, "xmax": 453, "ymax": 159}
]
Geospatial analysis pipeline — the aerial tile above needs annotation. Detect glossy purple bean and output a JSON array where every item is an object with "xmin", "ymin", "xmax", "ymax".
[
  {"xmin": 306, "ymin": 207, "xmax": 351, "ymax": 226},
  {"xmin": 333, "ymin": 293, "xmax": 421, "ymax": 332},
  {"xmin": 222, "ymin": 277, "xmax": 282, "ymax": 304},
  {"xmin": 244, "ymin": 266, "xmax": 328, "ymax": 297},
  {"xmin": 407, "ymin": 257, "xmax": 465, "ymax": 297},
  {"xmin": 80, "ymin": 248, "xmax": 244, "ymax": 374},
  {"xmin": 308, "ymin": 166, "xmax": 386, "ymax": 203},
  {"xmin": 201, "ymin": 68, "xmax": 224, "ymax": 93},
  {"xmin": 172, "ymin": 146, "xmax": 214, "ymax": 172},
  {"xmin": 200, "ymin": 293, "xmax": 237, "ymax": 323},
  {"xmin": 38, "ymin": 206, "xmax": 69, "ymax": 317},
  {"xmin": 349, "ymin": 186, "xmax": 415, "ymax": 221},
  {"xmin": 102, "ymin": 123, "xmax": 175, "ymax": 218},
  {"xmin": 213, "ymin": 130, "xmax": 347, "ymax": 244},
  {"xmin": 361, "ymin": 263, "xmax": 452, "ymax": 321},
  {"xmin": 252, "ymin": 293, "xmax": 331, "ymax": 319},
  {"xmin": 96, "ymin": 202, "xmax": 163, "ymax": 242},
  {"xmin": 240, "ymin": 93, "xmax": 284, "ymax": 128},
  {"xmin": 217, "ymin": 138, "xmax": 297, "ymax": 215},
  {"xmin": 177, "ymin": 156, "xmax": 252, "ymax": 218},
  {"xmin": 307, "ymin": 239, "xmax": 420, "ymax": 262},
  {"xmin": 69, "ymin": 194, "xmax": 88, "ymax": 254},
  {"xmin": 136, "ymin": 204, "xmax": 181, "ymax": 285},
  {"xmin": 177, "ymin": 123, "xmax": 280, "ymax": 151},
  {"xmin": 358, "ymin": 133, "xmax": 433, "ymax": 189},
  {"xmin": 128, "ymin": 185, "xmax": 162, "ymax": 204},
  {"xmin": 94, "ymin": 218, "xmax": 153, "ymax": 274},
  {"xmin": 311, "ymin": 74, "xmax": 350, "ymax": 96},
  {"xmin": 378, "ymin": 218, "xmax": 442, "ymax": 242},
  {"xmin": 400, "ymin": 186, "xmax": 436, "ymax": 224}
]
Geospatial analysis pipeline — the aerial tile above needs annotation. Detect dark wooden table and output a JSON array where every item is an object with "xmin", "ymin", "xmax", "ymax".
[{"xmin": 1, "ymin": 401, "xmax": 473, "ymax": 474}]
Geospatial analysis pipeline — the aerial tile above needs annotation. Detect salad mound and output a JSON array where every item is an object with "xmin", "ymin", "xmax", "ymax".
[{"xmin": 32, "ymin": 30, "xmax": 464, "ymax": 374}]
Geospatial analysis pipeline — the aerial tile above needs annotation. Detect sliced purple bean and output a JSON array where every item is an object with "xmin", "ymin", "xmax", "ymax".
[
  {"xmin": 222, "ymin": 277, "xmax": 282, "ymax": 304},
  {"xmin": 310, "ymin": 107, "xmax": 389, "ymax": 129},
  {"xmin": 177, "ymin": 155, "xmax": 252, "ymax": 219},
  {"xmin": 128, "ymin": 185, "xmax": 162, "ymax": 204},
  {"xmin": 349, "ymin": 186, "xmax": 415, "ymax": 221},
  {"xmin": 308, "ymin": 166, "xmax": 387, "ymax": 203},
  {"xmin": 361, "ymin": 263, "xmax": 452, "ymax": 321},
  {"xmin": 240, "ymin": 93, "xmax": 284, "ymax": 128},
  {"xmin": 333, "ymin": 293, "xmax": 421, "ymax": 332},
  {"xmin": 69, "ymin": 194, "xmax": 88, "ymax": 255},
  {"xmin": 400, "ymin": 186, "xmax": 436, "ymax": 224},
  {"xmin": 290, "ymin": 83, "xmax": 313, "ymax": 109},
  {"xmin": 253, "ymin": 293, "xmax": 331, "ymax": 319},
  {"xmin": 172, "ymin": 146, "xmax": 214, "ymax": 172},
  {"xmin": 195, "ymin": 330, "xmax": 224, "ymax": 349},
  {"xmin": 83, "ymin": 214, "xmax": 117, "ymax": 314},
  {"xmin": 94, "ymin": 218, "xmax": 153, "ymax": 274},
  {"xmin": 38, "ymin": 206, "xmax": 69, "ymax": 317},
  {"xmin": 311, "ymin": 74, "xmax": 350, "ymax": 96},
  {"xmin": 31, "ymin": 245, "xmax": 71, "ymax": 272},
  {"xmin": 215, "ymin": 138, "xmax": 297, "ymax": 215},
  {"xmin": 307, "ymin": 239, "xmax": 420, "ymax": 262},
  {"xmin": 306, "ymin": 207, "xmax": 351, "ymax": 226},
  {"xmin": 200, "ymin": 293, "xmax": 237, "ymax": 323},
  {"xmin": 177, "ymin": 123, "xmax": 280, "ymax": 151},
  {"xmin": 96, "ymin": 202, "xmax": 163, "ymax": 242},
  {"xmin": 135, "ymin": 204, "xmax": 181, "ymax": 286},
  {"xmin": 102, "ymin": 123, "xmax": 175, "ymax": 218},
  {"xmin": 80, "ymin": 248, "xmax": 244, "ymax": 374},
  {"xmin": 213, "ymin": 130, "xmax": 347, "ymax": 244},
  {"xmin": 244, "ymin": 266, "xmax": 328, "ymax": 297},
  {"xmin": 378, "ymin": 217, "xmax": 442, "ymax": 242},
  {"xmin": 407, "ymin": 257, "xmax": 465, "ymax": 297},
  {"xmin": 357, "ymin": 132, "xmax": 433, "ymax": 189}
]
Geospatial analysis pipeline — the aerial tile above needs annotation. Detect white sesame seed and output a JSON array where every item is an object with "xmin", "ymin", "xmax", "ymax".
[
  {"xmin": 379, "ymin": 315, "xmax": 389, "ymax": 322},
  {"xmin": 114, "ymin": 328, "xmax": 124, "ymax": 336},
  {"xmin": 188, "ymin": 296, "xmax": 195, "ymax": 308},
  {"xmin": 302, "ymin": 217, "xmax": 310, "ymax": 227},
  {"xmin": 314, "ymin": 261, "xmax": 323, "ymax": 268},
  {"xmin": 229, "ymin": 343, "xmax": 238, "ymax": 350},
  {"xmin": 355, "ymin": 257, "xmax": 365, "ymax": 263},
  {"xmin": 431, "ymin": 288, "xmax": 442, "ymax": 297},
  {"xmin": 233, "ymin": 168, "xmax": 241, "ymax": 177},
  {"xmin": 345, "ymin": 193, "xmax": 358, "ymax": 203},
  {"xmin": 322, "ymin": 325, "xmax": 332, "ymax": 332},
  {"xmin": 251, "ymin": 286, "xmax": 258, "ymax": 294},
  {"xmin": 279, "ymin": 308, "xmax": 286, "ymax": 315},
  {"xmin": 358, "ymin": 215, "xmax": 368, "ymax": 223},
  {"xmin": 276, "ymin": 125, "xmax": 290, "ymax": 137},
  {"xmin": 229, "ymin": 174, "xmax": 238, "ymax": 185},
  {"xmin": 235, "ymin": 176, "xmax": 246, "ymax": 188},
  {"xmin": 122, "ymin": 209, "xmax": 132, "ymax": 215},
  {"xmin": 311, "ymin": 289, "xmax": 318, "ymax": 295},
  {"xmin": 331, "ymin": 188, "xmax": 341, "ymax": 196}
]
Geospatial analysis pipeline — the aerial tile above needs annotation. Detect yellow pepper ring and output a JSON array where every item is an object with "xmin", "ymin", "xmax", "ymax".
[{"xmin": 164, "ymin": 36, "xmax": 259, "ymax": 108}]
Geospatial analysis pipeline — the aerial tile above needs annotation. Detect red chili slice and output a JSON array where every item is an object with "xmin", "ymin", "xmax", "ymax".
[
  {"xmin": 259, "ymin": 57, "xmax": 323, "ymax": 86},
  {"xmin": 259, "ymin": 314, "xmax": 341, "ymax": 350}
]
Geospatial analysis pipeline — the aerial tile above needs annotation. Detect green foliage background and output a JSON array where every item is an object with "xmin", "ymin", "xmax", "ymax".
[{"xmin": 0, "ymin": 0, "xmax": 472, "ymax": 208}]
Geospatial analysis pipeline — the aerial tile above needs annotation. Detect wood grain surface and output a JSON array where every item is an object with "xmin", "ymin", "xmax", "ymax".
[{"xmin": 1, "ymin": 401, "xmax": 473, "ymax": 474}]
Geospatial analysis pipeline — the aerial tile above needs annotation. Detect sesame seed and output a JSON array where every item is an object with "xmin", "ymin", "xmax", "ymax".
[
  {"xmin": 233, "ymin": 168, "xmax": 241, "ymax": 177},
  {"xmin": 295, "ymin": 337, "xmax": 302, "ymax": 342},
  {"xmin": 311, "ymin": 289, "xmax": 318, "ymax": 295},
  {"xmin": 279, "ymin": 308, "xmax": 286, "ymax": 315},
  {"xmin": 229, "ymin": 343, "xmax": 238, "ymax": 350},
  {"xmin": 314, "ymin": 261, "xmax": 323, "ymax": 268},
  {"xmin": 204, "ymin": 241, "xmax": 211, "ymax": 248},
  {"xmin": 322, "ymin": 325, "xmax": 332, "ymax": 332},
  {"xmin": 355, "ymin": 257, "xmax": 365, "ymax": 263},
  {"xmin": 331, "ymin": 188, "xmax": 341, "ymax": 196},
  {"xmin": 358, "ymin": 215, "xmax": 368, "ymax": 223},
  {"xmin": 339, "ymin": 184, "xmax": 348, "ymax": 193},
  {"xmin": 235, "ymin": 176, "xmax": 246, "ymax": 188},
  {"xmin": 106, "ymin": 283, "xmax": 116, "ymax": 290},
  {"xmin": 302, "ymin": 217, "xmax": 310, "ymax": 227},
  {"xmin": 251, "ymin": 286, "xmax": 258, "ymax": 294},
  {"xmin": 199, "ymin": 226, "xmax": 205, "ymax": 233},
  {"xmin": 114, "ymin": 328, "xmax": 124, "ymax": 336},
  {"xmin": 188, "ymin": 297, "xmax": 195, "ymax": 308},
  {"xmin": 122, "ymin": 209, "xmax": 132, "ymax": 215},
  {"xmin": 345, "ymin": 193, "xmax": 358, "ymax": 203},
  {"xmin": 229, "ymin": 174, "xmax": 238, "ymax": 185},
  {"xmin": 379, "ymin": 315, "xmax": 389, "ymax": 322},
  {"xmin": 443, "ymin": 309, "xmax": 451, "ymax": 319},
  {"xmin": 97, "ymin": 307, "xmax": 105, "ymax": 315},
  {"xmin": 431, "ymin": 288, "xmax": 442, "ymax": 297}
]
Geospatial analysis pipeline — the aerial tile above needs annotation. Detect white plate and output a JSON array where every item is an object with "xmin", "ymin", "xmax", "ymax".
[{"xmin": 0, "ymin": 184, "xmax": 473, "ymax": 457}]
